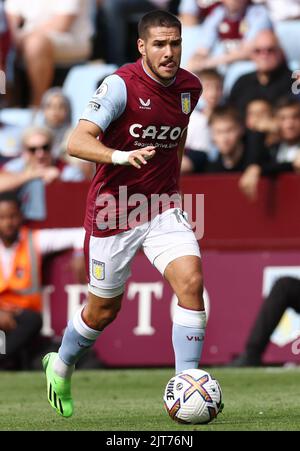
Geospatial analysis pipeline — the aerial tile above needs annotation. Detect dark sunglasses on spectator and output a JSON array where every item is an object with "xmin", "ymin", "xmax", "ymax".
[
  {"xmin": 253, "ymin": 47, "xmax": 278, "ymax": 54},
  {"xmin": 26, "ymin": 143, "xmax": 51, "ymax": 153}
]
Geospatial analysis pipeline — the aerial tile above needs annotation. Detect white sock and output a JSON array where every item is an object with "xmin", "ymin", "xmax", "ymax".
[
  {"xmin": 53, "ymin": 356, "xmax": 75, "ymax": 378},
  {"xmin": 172, "ymin": 305, "xmax": 206, "ymax": 374}
]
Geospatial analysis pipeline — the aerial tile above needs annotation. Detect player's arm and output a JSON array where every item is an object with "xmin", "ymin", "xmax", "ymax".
[
  {"xmin": 177, "ymin": 129, "xmax": 188, "ymax": 172},
  {"xmin": 67, "ymin": 74, "xmax": 155, "ymax": 169},
  {"xmin": 68, "ymin": 121, "xmax": 155, "ymax": 169},
  {"xmin": 68, "ymin": 120, "xmax": 156, "ymax": 168}
]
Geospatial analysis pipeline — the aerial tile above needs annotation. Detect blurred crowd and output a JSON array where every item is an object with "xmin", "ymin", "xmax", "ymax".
[{"xmin": 0, "ymin": 0, "xmax": 299, "ymax": 209}]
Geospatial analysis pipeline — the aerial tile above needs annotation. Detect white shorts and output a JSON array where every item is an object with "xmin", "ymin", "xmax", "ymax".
[{"xmin": 85, "ymin": 208, "xmax": 201, "ymax": 298}]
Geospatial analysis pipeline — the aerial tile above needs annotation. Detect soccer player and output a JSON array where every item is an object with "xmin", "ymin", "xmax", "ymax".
[{"xmin": 43, "ymin": 10, "xmax": 206, "ymax": 418}]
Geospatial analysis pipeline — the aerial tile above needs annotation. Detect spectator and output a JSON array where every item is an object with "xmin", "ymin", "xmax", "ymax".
[
  {"xmin": 186, "ymin": 0, "xmax": 272, "ymax": 73},
  {"xmin": 178, "ymin": 0, "xmax": 220, "ymax": 26},
  {"xmin": 0, "ymin": 191, "xmax": 85, "ymax": 370},
  {"xmin": 0, "ymin": 126, "xmax": 85, "ymax": 220},
  {"xmin": 230, "ymin": 277, "xmax": 300, "ymax": 367},
  {"xmin": 181, "ymin": 69, "xmax": 223, "ymax": 173},
  {"xmin": 203, "ymin": 105, "xmax": 263, "ymax": 173},
  {"xmin": 262, "ymin": 98, "xmax": 300, "ymax": 173},
  {"xmin": 4, "ymin": 0, "xmax": 93, "ymax": 106},
  {"xmin": 35, "ymin": 88, "xmax": 94, "ymax": 180},
  {"xmin": 0, "ymin": 1, "xmax": 10, "ymax": 71},
  {"xmin": 239, "ymin": 97, "xmax": 300, "ymax": 200},
  {"xmin": 0, "ymin": 109, "xmax": 24, "ymax": 159},
  {"xmin": 245, "ymin": 97, "xmax": 278, "ymax": 147},
  {"xmin": 35, "ymin": 87, "xmax": 73, "ymax": 160},
  {"xmin": 1, "ymin": 125, "xmax": 85, "ymax": 186},
  {"xmin": 101, "ymin": 0, "xmax": 171, "ymax": 66},
  {"xmin": 263, "ymin": 0, "xmax": 300, "ymax": 63},
  {"xmin": 229, "ymin": 30, "xmax": 296, "ymax": 116}
]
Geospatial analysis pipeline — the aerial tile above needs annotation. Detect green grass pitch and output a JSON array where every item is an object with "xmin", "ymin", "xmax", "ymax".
[{"xmin": 0, "ymin": 367, "xmax": 299, "ymax": 431}]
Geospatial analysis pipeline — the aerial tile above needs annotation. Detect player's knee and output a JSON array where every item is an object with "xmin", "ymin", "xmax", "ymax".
[
  {"xmin": 180, "ymin": 271, "xmax": 203, "ymax": 299},
  {"xmin": 84, "ymin": 303, "xmax": 121, "ymax": 330}
]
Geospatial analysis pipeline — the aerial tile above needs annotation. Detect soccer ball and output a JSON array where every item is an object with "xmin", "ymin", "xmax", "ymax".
[{"xmin": 163, "ymin": 368, "xmax": 223, "ymax": 424}]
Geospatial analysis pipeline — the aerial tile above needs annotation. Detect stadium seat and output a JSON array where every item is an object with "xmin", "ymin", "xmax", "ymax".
[
  {"xmin": 181, "ymin": 25, "xmax": 203, "ymax": 68},
  {"xmin": 62, "ymin": 63, "xmax": 117, "ymax": 125},
  {"xmin": 223, "ymin": 60, "xmax": 256, "ymax": 96},
  {"xmin": 275, "ymin": 20, "xmax": 300, "ymax": 66},
  {"xmin": 0, "ymin": 107, "xmax": 34, "ymax": 127}
]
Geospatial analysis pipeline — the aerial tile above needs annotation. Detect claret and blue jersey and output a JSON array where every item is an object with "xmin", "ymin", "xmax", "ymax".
[{"xmin": 81, "ymin": 59, "xmax": 202, "ymax": 237}]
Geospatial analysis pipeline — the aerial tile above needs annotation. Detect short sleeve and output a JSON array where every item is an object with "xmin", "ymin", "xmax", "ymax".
[
  {"xmin": 52, "ymin": 0, "xmax": 81, "ymax": 15},
  {"xmin": 4, "ymin": 0, "xmax": 21, "ymax": 15},
  {"xmin": 244, "ymin": 5, "xmax": 273, "ymax": 41},
  {"xmin": 198, "ymin": 6, "xmax": 225, "ymax": 50},
  {"xmin": 80, "ymin": 74, "xmax": 127, "ymax": 132},
  {"xmin": 3, "ymin": 157, "xmax": 25, "ymax": 172},
  {"xmin": 178, "ymin": 0, "xmax": 199, "ymax": 16}
]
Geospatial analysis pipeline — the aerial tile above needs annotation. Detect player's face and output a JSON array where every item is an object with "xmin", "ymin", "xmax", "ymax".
[
  {"xmin": 276, "ymin": 106, "xmax": 300, "ymax": 143},
  {"xmin": 138, "ymin": 26, "xmax": 182, "ymax": 84},
  {"xmin": 0, "ymin": 201, "xmax": 22, "ymax": 245},
  {"xmin": 211, "ymin": 118, "xmax": 243, "ymax": 155}
]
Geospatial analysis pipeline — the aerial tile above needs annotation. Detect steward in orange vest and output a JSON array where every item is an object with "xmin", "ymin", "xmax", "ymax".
[{"xmin": 0, "ymin": 227, "xmax": 42, "ymax": 312}]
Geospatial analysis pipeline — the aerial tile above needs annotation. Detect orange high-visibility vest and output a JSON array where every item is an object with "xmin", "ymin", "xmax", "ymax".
[{"xmin": 0, "ymin": 227, "xmax": 42, "ymax": 312}]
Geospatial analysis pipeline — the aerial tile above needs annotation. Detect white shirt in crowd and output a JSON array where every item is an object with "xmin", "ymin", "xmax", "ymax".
[
  {"xmin": 4, "ymin": 0, "xmax": 93, "ymax": 43},
  {"xmin": 276, "ymin": 143, "xmax": 300, "ymax": 164},
  {"xmin": 185, "ymin": 109, "xmax": 213, "ymax": 153},
  {"xmin": 250, "ymin": 0, "xmax": 300, "ymax": 21},
  {"xmin": 0, "ymin": 227, "xmax": 84, "ymax": 280}
]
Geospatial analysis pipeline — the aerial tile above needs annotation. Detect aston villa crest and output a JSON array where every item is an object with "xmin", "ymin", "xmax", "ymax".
[
  {"xmin": 181, "ymin": 93, "xmax": 191, "ymax": 115},
  {"xmin": 92, "ymin": 259, "xmax": 105, "ymax": 280}
]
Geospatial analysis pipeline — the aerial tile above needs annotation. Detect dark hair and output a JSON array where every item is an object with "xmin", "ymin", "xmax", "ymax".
[
  {"xmin": 138, "ymin": 10, "xmax": 181, "ymax": 39},
  {"xmin": 195, "ymin": 69, "xmax": 224, "ymax": 84},
  {"xmin": 246, "ymin": 97, "xmax": 272, "ymax": 106},
  {"xmin": 274, "ymin": 96, "xmax": 300, "ymax": 113},
  {"xmin": 209, "ymin": 105, "xmax": 243, "ymax": 126},
  {"xmin": 0, "ymin": 191, "xmax": 21, "ymax": 209}
]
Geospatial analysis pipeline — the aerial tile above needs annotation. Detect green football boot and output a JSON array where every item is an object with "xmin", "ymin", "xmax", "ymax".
[{"xmin": 42, "ymin": 352, "xmax": 73, "ymax": 418}]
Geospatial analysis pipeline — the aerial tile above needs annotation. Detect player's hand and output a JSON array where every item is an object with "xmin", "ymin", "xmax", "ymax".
[{"xmin": 128, "ymin": 146, "xmax": 156, "ymax": 169}]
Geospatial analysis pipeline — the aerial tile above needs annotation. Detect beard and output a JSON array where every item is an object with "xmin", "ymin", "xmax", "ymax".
[{"xmin": 145, "ymin": 56, "xmax": 179, "ymax": 83}]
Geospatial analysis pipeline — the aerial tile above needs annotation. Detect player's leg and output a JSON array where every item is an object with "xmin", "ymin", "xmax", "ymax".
[
  {"xmin": 164, "ymin": 255, "xmax": 206, "ymax": 374},
  {"xmin": 55, "ymin": 291, "xmax": 123, "ymax": 376},
  {"xmin": 143, "ymin": 208, "xmax": 206, "ymax": 375},
  {"xmin": 43, "ymin": 228, "xmax": 145, "ymax": 417},
  {"xmin": 43, "ymin": 291, "xmax": 123, "ymax": 417}
]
